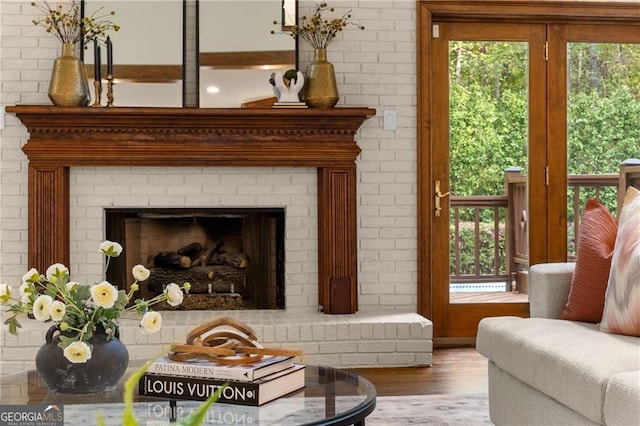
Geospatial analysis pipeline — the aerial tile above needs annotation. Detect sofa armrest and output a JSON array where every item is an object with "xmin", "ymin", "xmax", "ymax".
[{"xmin": 528, "ymin": 262, "xmax": 575, "ymax": 318}]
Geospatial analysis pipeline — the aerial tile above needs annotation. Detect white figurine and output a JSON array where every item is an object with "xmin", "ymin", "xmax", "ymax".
[{"xmin": 272, "ymin": 71, "xmax": 305, "ymax": 103}]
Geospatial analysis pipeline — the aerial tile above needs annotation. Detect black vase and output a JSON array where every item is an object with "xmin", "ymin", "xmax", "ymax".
[{"xmin": 35, "ymin": 325, "xmax": 129, "ymax": 394}]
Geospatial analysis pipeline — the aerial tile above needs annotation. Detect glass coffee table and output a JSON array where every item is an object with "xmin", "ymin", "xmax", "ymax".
[{"xmin": 0, "ymin": 364, "xmax": 376, "ymax": 425}]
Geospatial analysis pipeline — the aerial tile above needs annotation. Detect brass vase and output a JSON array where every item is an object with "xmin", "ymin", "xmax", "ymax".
[
  {"xmin": 48, "ymin": 43, "xmax": 91, "ymax": 107},
  {"xmin": 305, "ymin": 48, "xmax": 339, "ymax": 108}
]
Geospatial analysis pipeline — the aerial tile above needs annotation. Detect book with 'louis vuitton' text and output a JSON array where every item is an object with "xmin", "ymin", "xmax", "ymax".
[{"xmin": 138, "ymin": 364, "xmax": 305, "ymax": 406}]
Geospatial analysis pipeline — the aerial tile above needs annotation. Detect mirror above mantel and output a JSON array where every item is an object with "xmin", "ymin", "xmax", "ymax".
[
  {"xmin": 81, "ymin": 0, "xmax": 297, "ymax": 108},
  {"xmin": 198, "ymin": 0, "xmax": 297, "ymax": 107},
  {"xmin": 82, "ymin": 0, "xmax": 184, "ymax": 107}
]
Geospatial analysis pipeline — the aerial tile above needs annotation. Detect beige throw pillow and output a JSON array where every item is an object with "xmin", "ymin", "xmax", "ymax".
[{"xmin": 600, "ymin": 186, "xmax": 640, "ymax": 336}]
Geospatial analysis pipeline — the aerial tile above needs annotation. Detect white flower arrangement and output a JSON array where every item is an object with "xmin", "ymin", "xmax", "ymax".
[{"xmin": 0, "ymin": 241, "xmax": 190, "ymax": 364}]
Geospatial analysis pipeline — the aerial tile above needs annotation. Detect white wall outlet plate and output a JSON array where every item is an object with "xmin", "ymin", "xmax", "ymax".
[{"xmin": 383, "ymin": 108, "xmax": 396, "ymax": 130}]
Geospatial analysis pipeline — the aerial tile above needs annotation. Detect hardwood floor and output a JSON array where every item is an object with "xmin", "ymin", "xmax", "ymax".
[
  {"xmin": 347, "ymin": 347, "xmax": 488, "ymax": 397},
  {"xmin": 451, "ymin": 291, "xmax": 528, "ymax": 304}
]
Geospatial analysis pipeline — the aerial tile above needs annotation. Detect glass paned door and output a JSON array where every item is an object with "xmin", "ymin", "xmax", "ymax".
[
  {"xmin": 448, "ymin": 40, "xmax": 529, "ymax": 300},
  {"xmin": 421, "ymin": 2, "xmax": 640, "ymax": 342},
  {"xmin": 566, "ymin": 40, "xmax": 640, "ymax": 252},
  {"xmin": 431, "ymin": 23, "xmax": 544, "ymax": 338},
  {"xmin": 544, "ymin": 24, "xmax": 640, "ymax": 260}
]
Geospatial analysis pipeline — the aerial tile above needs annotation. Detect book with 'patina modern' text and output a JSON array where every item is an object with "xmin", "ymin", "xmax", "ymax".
[{"xmin": 145, "ymin": 355, "xmax": 295, "ymax": 382}]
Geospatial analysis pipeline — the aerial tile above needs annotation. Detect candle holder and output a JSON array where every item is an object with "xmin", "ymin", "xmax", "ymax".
[
  {"xmin": 91, "ymin": 80, "xmax": 102, "ymax": 107},
  {"xmin": 106, "ymin": 74, "xmax": 114, "ymax": 107}
]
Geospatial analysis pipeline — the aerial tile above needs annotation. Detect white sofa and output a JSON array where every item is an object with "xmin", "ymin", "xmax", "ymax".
[{"xmin": 476, "ymin": 262, "xmax": 640, "ymax": 425}]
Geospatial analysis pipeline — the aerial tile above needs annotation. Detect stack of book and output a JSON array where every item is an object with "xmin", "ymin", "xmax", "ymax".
[{"xmin": 138, "ymin": 355, "xmax": 306, "ymax": 406}]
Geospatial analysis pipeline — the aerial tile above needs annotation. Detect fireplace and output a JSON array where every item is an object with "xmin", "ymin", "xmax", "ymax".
[
  {"xmin": 5, "ymin": 105, "xmax": 435, "ymax": 372},
  {"xmin": 8, "ymin": 105, "xmax": 375, "ymax": 314},
  {"xmin": 106, "ymin": 208, "xmax": 285, "ymax": 310}
]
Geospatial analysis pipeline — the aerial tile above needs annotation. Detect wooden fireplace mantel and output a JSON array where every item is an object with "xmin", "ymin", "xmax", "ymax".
[{"xmin": 7, "ymin": 105, "xmax": 375, "ymax": 314}]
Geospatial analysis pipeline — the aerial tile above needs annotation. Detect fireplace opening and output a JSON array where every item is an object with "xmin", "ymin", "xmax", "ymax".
[{"xmin": 105, "ymin": 208, "xmax": 285, "ymax": 310}]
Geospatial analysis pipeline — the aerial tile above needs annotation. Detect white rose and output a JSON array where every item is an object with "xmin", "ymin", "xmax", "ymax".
[
  {"xmin": 0, "ymin": 283, "xmax": 10, "ymax": 296},
  {"xmin": 0, "ymin": 283, "xmax": 10, "ymax": 304},
  {"xmin": 21, "ymin": 268, "xmax": 40, "ymax": 283},
  {"xmin": 19, "ymin": 281, "xmax": 31, "ymax": 296},
  {"xmin": 19, "ymin": 282, "xmax": 32, "ymax": 303},
  {"xmin": 132, "ymin": 264, "xmax": 151, "ymax": 282},
  {"xmin": 63, "ymin": 341, "xmax": 92, "ymax": 363},
  {"xmin": 45, "ymin": 263, "xmax": 68, "ymax": 281},
  {"xmin": 90, "ymin": 281, "xmax": 119, "ymax": 309},
  {"xmin": 164, "ymin": 283, "xmax": 184, "ymax": 307},
  {"xmin": 50, "ymin": 300, "xmax": 66, "ymax": 321},
  {"xmin": 99, "ymin": 241, "xmax": 123, "ymax": 257},
  {"xmin": 140, "ymin": 311, "xmax": 162, "ymax": 334},
  {"xmin": 33, "ymin": 295, "xmax": 53, "ymax": 321}
]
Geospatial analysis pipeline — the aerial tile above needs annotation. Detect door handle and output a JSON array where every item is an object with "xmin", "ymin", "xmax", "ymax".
[{"xmin": 434, "ymin": 180, "xmax": 450, "ymax": 217}]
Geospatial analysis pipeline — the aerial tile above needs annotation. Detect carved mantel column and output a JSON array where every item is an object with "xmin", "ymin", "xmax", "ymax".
[
  {"xmin": 7, "ymin": 105, "xmax": 375, "ymax": 314},
  {"xmin": 28, "ymin": 165, "xmax": 70, "ymax": 271}
]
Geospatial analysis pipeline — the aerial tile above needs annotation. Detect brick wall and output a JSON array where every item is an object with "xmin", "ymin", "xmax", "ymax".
[
  {"xmin": 0, "ymin": 1, "xmax": 424, "ymax": 370},
  {"xmin": 69, "ymin": 166, "xmax": 319, "ymax": 312}
]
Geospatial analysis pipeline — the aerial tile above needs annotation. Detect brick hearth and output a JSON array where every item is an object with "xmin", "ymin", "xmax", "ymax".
[{"xmin": 1, "ymin": 311, "xmax": 433, "ymax": 373}]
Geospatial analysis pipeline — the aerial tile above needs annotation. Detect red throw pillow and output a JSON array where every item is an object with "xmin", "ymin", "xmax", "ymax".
[{"xmin": 559, "ymin": 198, "xmax": 617, "ymax": 322}]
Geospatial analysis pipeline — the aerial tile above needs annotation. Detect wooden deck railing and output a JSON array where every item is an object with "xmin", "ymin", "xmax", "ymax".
[
  {"xmin": 566, "ymin": 174, "xmax": 619, "ymax": 259},
  {"xmin": 450, "ymin": 195, "xmax": 508, "ymax": 286},
  {"xmin": 450, "ymin": 166, "xmax": 627, "ymax": 291}
]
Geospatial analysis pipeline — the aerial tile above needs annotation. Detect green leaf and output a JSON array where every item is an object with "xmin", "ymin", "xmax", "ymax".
[
  {"xmin": 75, "ymin": 284, "xmax": 90, "ymax": 301},
  {"xmin": 120, "ymin": 358, "xmax": 159, "ymax": 426},
  {"xmin": 176, "ymin": 383, "xmax": 227, "ymax": 426},
  {"xmin": 117, "ymin": 354, "xmax": 224, "ymax": 426},
  {"xmin": 4, "ymin": 316, "xmax": 21, "ymax": 335},
  {"xmin": 133, "ymin": 300, "xmax": 148, "ymax": 315},
  {"xmin": 115, "ymin": 290, "xmax": 129, "ymax": 308},
  {"xmin": 57, "ymin": 334, "xmax": 75, "ymax": 348},
  {"xmin": 85, "ymin": 321, "xmax": 96, "ymax": 335},
  {"xmin": 45, "ymin": 282, "xmax": 59, "ymax": 297}
]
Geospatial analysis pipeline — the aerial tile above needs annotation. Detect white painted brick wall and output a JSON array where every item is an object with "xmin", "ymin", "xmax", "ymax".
[
  {"xmin": 68, "ymin": 166, "xmax": 319, "ymax": 312},
  {"xmin": 0, "ymin": 0, "xmax": 425, "ymax": 371}
]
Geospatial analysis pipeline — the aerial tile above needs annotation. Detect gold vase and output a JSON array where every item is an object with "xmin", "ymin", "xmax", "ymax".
[
  {"xmin": 48, "ymin": 43, "xmax": 91, "ymax": 107},
  {"xmin": 305, "ymin": 48, "xmax": 339, "ymax": 108}
]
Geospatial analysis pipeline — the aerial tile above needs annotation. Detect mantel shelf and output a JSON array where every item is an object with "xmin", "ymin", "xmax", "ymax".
[
  {"xmin": 7, "ymin": 105, "xmax": 376, "ymax": 167},
  {"xmin": 8, "ymin": 104, "xmax": 375, "ymax": 314}
]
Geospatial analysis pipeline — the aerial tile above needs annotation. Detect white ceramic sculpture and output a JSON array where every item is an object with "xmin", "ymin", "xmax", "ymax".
[{"xmin": 272, "ymin": 71, "xmax": 305, "ymax": 103}]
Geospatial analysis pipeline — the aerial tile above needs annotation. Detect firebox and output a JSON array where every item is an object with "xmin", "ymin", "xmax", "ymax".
[{"xmin": 105, "ymin": 208, "xmax": 285, "ymax": 310}]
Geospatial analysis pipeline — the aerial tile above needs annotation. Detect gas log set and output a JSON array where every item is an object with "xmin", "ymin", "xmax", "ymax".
[{"xmin": 145, "ymin": 241, "xmax": 249, "ymax": 310}]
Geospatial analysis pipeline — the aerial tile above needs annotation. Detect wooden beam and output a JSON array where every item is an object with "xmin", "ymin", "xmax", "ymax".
[{"xmin": 199, "ymin": 50, "xmax": 296, "ymax": 69}]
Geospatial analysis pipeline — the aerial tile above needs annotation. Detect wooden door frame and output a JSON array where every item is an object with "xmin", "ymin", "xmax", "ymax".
[{"xmin": 417, "ymin": 1, "xmax": 640, "ymax": 323}]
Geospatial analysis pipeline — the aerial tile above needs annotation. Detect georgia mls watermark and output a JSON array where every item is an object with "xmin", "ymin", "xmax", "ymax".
[{"xmin": 0, "ymin": 405, "xmax": 63, "ymax": 426}]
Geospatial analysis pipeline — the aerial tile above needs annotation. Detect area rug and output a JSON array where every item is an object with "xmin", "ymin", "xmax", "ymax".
[
  {"xmin": 60, "ymin": 393, "xmax": 490, "ymax": 425},
  {"xmin": 367, "ymin": 393, "xmax": 491, "ymax": 425}
]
